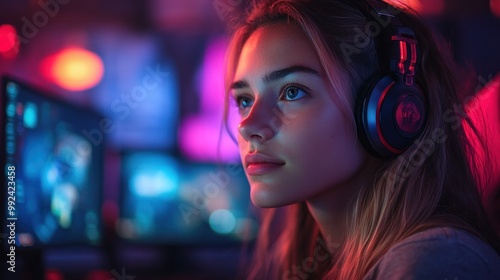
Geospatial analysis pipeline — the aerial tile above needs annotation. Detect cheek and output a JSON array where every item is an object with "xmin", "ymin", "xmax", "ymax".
[
  {"xmin": 285, "ymin": 110, "xmax": 364, "ymax": 179},
  {"xmin": 290, "ymin": 108, "xmax": 354, "ymax": 153}
]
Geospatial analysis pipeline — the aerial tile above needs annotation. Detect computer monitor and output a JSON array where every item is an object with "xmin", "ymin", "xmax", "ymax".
[
  {"xmin": 118, "ymin": 151, "xmax": 258, "ymax": 246},
  {"xmin": 0, "ymin": 76, "xmax": 104, "ymax": 249}
]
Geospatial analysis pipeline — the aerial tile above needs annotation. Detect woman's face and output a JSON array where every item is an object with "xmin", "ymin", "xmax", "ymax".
[{"xmin": 231, "ymin": 22, "xmax": 369, "ymax": 207}]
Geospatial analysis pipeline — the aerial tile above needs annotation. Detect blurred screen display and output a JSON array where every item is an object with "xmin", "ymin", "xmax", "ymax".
[
  {"xmin": 1, "ymin": 77, "xmax": 103, "ymax": 248},
  {"xmin": 119, "ymin": 152, "xmax": 257, "ymax": 245}
]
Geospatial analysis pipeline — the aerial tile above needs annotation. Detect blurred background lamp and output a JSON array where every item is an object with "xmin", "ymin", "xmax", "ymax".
[
  {"xmin": 209, "ymin": 209, "xmax": 236, "ymax": 234},
  {"xmin": 43, "ymin": 47, "xmax": 104, "ymax": 91},
  {"xmin": 0, "ymin": 24, "xmax": 19, "ymax": 59}
]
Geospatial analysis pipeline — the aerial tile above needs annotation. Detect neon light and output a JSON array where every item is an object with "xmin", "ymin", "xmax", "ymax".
[{"xmin": 0, "ymin": 24, "xmax": 19, "ymax": 59}]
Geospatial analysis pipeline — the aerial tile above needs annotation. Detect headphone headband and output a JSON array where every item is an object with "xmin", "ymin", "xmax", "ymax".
[{"xmin": 363, "ymin": 0, "xmax": 421, "ymax": 86}]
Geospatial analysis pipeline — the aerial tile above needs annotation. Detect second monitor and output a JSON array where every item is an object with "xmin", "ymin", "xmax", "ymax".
[{"xmin": 118, "ymin": 151, "xmax": 258, "ymax": 246}]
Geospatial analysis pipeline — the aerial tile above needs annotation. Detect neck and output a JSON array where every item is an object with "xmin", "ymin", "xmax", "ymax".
[
  {"xmin": 305, "ymin": 186, "xmax": 356, "ymax": 253},
  {"xmin": 305, "ymin": 155, "xmax": 379, "ymax": 253}
]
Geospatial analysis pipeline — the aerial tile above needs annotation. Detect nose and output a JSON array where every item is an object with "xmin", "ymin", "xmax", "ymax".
[{"xmin": 238, "ymin": 99, "xmax": 275, "ymax": 142}]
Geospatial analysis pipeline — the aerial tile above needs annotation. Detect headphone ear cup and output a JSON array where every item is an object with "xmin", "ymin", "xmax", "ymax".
[
  {"xmin": 355, "ymin": 74, "xmax": 388, "ymax": 157},
  {"xmin": 356, "ymin": 75, "xmax": 426, "ymax": 158}
]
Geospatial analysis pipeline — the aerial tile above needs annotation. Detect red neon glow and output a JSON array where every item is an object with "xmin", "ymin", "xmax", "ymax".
[
  {"xmin": 463, "ymin": 74, "xmax": 500, "ymax": 235},
  {"xmin": 491, "ymin": 0, "xmax": 500, "ymax": 18},
  {"xmin": 42, "ymin": 47, "xmax": 104, "ymax": 91},
  {"xmin": 45, "ymin": 270, "xmax": 64, "ymax": 280},
  {"xmin": 420, "ymin": 0, "xmax": 444, "ymax": 15},
  {"xmin": 0, "ymin": 24, "xmax": 19, "ymax": 59}
]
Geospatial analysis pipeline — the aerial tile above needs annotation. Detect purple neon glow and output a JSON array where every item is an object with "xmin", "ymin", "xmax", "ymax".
[{"xmin": 179, "ymin": 37, "xmax": 240, "ymax": 163}]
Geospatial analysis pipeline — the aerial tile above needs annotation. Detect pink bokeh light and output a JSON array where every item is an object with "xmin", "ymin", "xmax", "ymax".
[{"xmin": 179, "ymin": 37, "xmax": 240, "ymax": 163}]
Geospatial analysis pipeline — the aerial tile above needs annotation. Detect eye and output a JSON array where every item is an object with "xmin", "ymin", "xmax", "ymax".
[
  {"xmin": 234, "ymin": 95, "xmax": 253, "ymax": 111},
  {"xmin": 281, "ymin": 85, "xmax": 307, "ymax": 101}
]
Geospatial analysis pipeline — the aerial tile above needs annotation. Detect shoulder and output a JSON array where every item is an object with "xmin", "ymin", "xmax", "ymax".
[{"xmin": 364, "ymin": 227, "xmax": 500, "ymax": 280}]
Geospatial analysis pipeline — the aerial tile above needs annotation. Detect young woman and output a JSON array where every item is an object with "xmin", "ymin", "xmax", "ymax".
[{"xmin": 223, "ymin": 0, "xmax": 500, "ymax": 279}]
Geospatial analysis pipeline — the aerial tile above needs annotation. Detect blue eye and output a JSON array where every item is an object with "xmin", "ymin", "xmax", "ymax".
[
  {"xmin": 235, "ymin": 96, "xmax": 253, "ymax": 110},
  {"xmin": 281, "ymin": 85, "xmax": 307, "ymax": 101}
]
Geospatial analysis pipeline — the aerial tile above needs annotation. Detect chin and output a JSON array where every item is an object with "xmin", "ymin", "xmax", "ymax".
[{"xmin": 250, "ymin": 188, "xmax": 297, "ymax": 208}]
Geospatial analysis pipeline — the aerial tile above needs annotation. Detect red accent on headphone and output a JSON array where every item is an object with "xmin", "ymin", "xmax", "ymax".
[
  {"xmin": 398, "ymin": 40, "xmax": 406, "ymax": 75},
  {"xmin": 376, "ymin": 82, "xmax": 402, "ymax": 154}
]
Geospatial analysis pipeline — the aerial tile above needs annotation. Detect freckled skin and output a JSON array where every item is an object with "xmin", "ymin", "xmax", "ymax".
[{"xmin": 233, "ymin": 23, "xmax": 371, "ymax": 208}]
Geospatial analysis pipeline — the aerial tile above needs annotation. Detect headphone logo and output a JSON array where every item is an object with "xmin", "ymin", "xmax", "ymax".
[{"xmin": 396, "ymin": 97, "xmax": 422, "ymax": 134}]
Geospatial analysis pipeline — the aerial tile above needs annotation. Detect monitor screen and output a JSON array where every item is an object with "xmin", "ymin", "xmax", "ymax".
[
  {"xmin": 118, "ymin": 151, "xmax": 258, "ymax": 245},
  {"xmin": 0, "ymin": 77, "xmax": 103, "ymax": 248}
]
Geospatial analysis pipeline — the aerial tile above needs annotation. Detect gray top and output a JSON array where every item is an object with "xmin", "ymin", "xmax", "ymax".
[{"xmin": 363, "ymin": 227, "xmax": 500, "ymax": 280}]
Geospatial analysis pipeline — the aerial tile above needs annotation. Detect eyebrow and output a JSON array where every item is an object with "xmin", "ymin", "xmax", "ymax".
[{"xmin": 230, "ymin": 65, "xmax": 321, "ymax": 90}]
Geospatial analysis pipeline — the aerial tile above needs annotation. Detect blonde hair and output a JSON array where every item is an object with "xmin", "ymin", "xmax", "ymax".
[{"xmin": 223, "ymin": 0, "xmax": 500, "ymax": 279}]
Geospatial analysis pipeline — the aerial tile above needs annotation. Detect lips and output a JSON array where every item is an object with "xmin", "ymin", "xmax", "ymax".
[{"xmin": 244, "ymin": 153, "xmax": 285, "ymax": 175}]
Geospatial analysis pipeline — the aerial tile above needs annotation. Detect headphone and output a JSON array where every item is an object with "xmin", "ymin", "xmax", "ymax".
[{"xmin": 355, "ymin": 0, "xmax": 427, "ymax": 158}]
